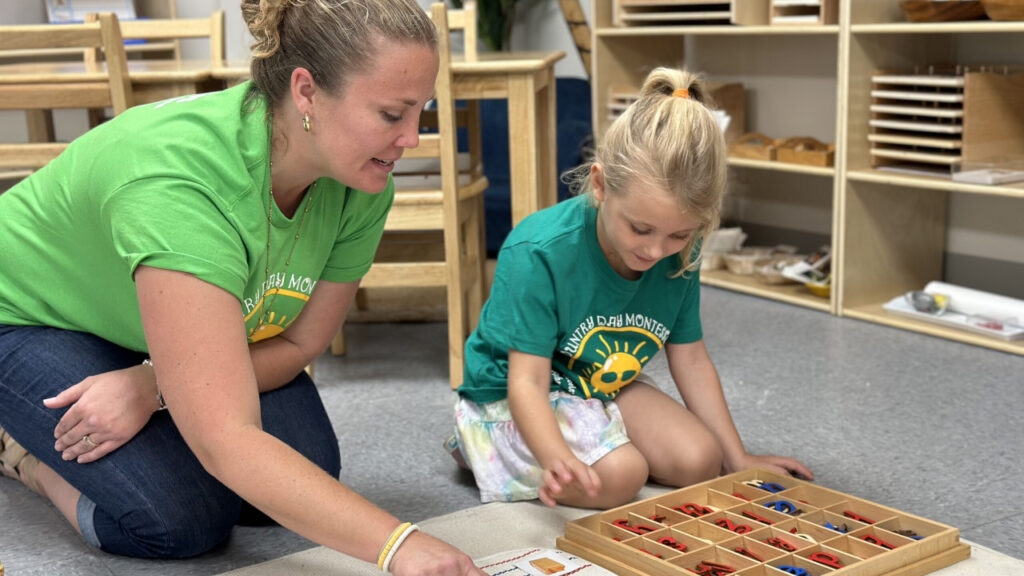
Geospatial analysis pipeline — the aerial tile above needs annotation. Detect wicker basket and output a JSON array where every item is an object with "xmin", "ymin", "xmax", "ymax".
[{"xmin": 753, "ymin": 254, "xmax": 806, "ymax": 285}]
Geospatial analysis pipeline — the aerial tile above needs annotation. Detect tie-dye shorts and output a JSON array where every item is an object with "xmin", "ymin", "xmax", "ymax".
[{"xmin": 454, "ymin": 390, "xmax": 630, "ymax": 503}]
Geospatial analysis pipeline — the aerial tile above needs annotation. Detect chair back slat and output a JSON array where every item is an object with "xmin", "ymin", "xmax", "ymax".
[
  {"xmin": 116, "ymin": 11, "xmax": 225, "ymax": 65},
  {"xmin": 0, "ymin": 24, "xmax": 103, "ymax": 51}
]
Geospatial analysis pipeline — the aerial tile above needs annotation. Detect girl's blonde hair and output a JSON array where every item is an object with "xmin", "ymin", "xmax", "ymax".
[
  {"xmin": 241, "ymin": 0, "xmax": 437, "ymax": 109},
  {"xmin": 568, "ymin": 67, "xmax": 727, "ymax": 276}
]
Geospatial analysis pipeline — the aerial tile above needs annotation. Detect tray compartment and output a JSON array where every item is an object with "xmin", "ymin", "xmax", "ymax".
[
  {"xmin": 848, "ymin": 525, "xmax": 917, "ymax": 551},
  {"xmin": 767, "ymin": 553, "xmax": 833, "ymax": 575},
  {"xmin": 773, "ymin": 485, "xmax": 849, "ymax": 510},
  {"xmin": 797, "ymin": 510, "xmax": 870, "ymax": 538},
  {"xmin": 721, "ymin": 534, "xmax": 792, "ymax": 564},
  {"xmin": 822, "ymin": 498, "xmax": 899, "ymax": 527},
  {"xmin": 784, "ymin": 518, "xmax": 848, "ymax": 546},
  {"xmin": 666, "ymin": 545, "xmax": 759, "ymax": 574},
  {"xmin": 820, "ymin": 534, "xmax": 891, "ymax": 561},
  {"xmin": 756, "ymin": 525, "xmax": 817, "ymax": 554},
  {"xmin": 876, "ymin": 514, "xmax": 954, "ymax": 542},
  {"xmin": 642, "ymin": 527, "xmax": 714, "ymax": 556}
]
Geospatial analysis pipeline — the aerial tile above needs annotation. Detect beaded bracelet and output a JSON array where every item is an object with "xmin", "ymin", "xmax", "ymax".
[{"xmin": 377, "ymin": 522, "xmax": 418, "ymax": 572}]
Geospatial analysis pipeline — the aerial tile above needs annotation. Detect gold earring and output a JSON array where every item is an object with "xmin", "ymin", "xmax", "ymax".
[{"xmin": 303, "ymin": 113, "xmax": 311, "ymax": 133}]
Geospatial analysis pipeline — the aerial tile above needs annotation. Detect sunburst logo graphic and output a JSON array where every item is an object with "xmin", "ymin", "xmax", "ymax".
[
  {"xmin": 567, "ymin": 326, "xmax": 662, "ymax": 398},
  {"xmin": 582, "ymin": 336, "xmax": 650, "ymax": 395},
  {"xmin": 244, "ymin": 287, "xmax": 309, "ymax": 342},
  {"xmin": 249, "ymin": 310, "xmax": 294, "ymax": 342}
]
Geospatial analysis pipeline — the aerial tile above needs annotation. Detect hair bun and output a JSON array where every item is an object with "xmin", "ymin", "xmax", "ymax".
[{"xmin": 242, "ymin": 0, "xmax": 289, "ymax": 59}]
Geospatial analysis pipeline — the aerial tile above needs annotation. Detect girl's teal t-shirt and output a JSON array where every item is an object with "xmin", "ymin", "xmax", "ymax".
[
  {"xmin": 459, "ymin": 194, "xmax": 703, "ymax": 405},
  {"xmin": 0, "ymin": 82, "xmax": 393, "ymax": 350}
]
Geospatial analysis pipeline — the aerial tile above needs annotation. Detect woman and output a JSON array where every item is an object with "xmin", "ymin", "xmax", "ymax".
[{"xmin": 0, "ymin": 1, "xmax": 484, "ymax": 573}]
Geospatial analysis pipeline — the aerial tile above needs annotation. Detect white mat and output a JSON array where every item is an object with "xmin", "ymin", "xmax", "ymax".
[{"xmin": 218, "ymin": 489, "xmax": 1023, "ymax": 576}]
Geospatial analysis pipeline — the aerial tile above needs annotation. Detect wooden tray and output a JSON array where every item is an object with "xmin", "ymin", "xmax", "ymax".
[
  {"xmin": 613, "ymin": 0, "xmax": 771, "ymax": 27},
  {"xmin": 615, "ymin": 0, "xmax": 732, "ymax": 26},
  {"xmin": 728, "ymin": 132, "xmax": 779, "ymax": 161},
  {"xmin": 557, "ymin": 469, "xmax": 971, "ymax": 576},
  {"xmin": 771, "ymin": 0, "xmax": 838, "ymax": 25},
  {"xmin": 777, "ymin": 136, "xmax": 835, "ymax": 167},
  {"xmin": 900, "ymin": 0, "xmax": 987, "ymax": 22}
]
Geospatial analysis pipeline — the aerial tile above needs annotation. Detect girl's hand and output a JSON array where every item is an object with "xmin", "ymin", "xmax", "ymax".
[
  {"xmin": 45, "ymin": 364, "xmax": 159, "ymax": 463},
  {"xmin": 538, "ymin": 458, "xmax": 601, "ymax": 507},
  {"xmin": 388, "ymin": 531, "xmax": 487, "ymax": 576},
  {"xmin": 728, "ymin": 453, "xmax": 815, "ymax": 482}
]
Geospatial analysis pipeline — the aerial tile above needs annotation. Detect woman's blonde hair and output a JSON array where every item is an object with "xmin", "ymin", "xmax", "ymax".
[
  {"xmin": 241, "ymin": 0, "xmax": 437, "ymax": 109},
  {"xmin": 567, "ymin": 67, "xmax": 727, "ymax": 276}
]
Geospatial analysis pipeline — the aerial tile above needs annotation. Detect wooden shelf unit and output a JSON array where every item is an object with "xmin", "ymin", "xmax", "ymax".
[
  {"xmin": 727, "ymin": 156, "xmax": 835, "ymax": 177},
  {"xmin": 591, "ymin": 0, "xmax": 1024, "ymax": 355}
]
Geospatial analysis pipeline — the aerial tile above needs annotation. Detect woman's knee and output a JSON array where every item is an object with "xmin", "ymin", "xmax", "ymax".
[{"xmin": 103, "ymin": 495, "xmax": 242, "ymax": 558}]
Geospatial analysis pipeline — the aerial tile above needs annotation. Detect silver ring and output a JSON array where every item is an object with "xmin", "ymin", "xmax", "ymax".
[{"xmin": 81, "ymin": 434, "xmax": 98, "ymax": 448}]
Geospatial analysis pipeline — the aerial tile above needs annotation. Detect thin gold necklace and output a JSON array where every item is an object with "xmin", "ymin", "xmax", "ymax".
[{"xmin": 249, "ymin": 158, "xmax": 315, "ymax": 339}]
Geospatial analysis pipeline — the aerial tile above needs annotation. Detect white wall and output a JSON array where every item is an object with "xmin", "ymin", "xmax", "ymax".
[{"xmin": 3, "ymin": 0, "xmax": 1020, "ymax": 274}]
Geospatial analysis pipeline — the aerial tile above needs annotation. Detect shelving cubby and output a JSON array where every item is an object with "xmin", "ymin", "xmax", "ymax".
[
  {"xmin": 838, "ymin": 0, "xmax": 1024, "ymax": 355},
  {"xmin": 593, "ymin": 0, "xmax": 1024, "ymax": 355},
  {"xmin": 592, "ymin": 0, "xmax": 843, "ymax": 314}
]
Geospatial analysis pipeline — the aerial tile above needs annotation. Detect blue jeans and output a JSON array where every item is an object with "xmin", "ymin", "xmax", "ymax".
[{"xmin": 0, "ymin": 325, "xmax": 341, "ymax": 558}]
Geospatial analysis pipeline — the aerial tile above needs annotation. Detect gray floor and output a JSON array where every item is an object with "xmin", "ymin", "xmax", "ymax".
[{"xmin": 1, "ymin": 286, "xmax": 1022, "ymax": 575}]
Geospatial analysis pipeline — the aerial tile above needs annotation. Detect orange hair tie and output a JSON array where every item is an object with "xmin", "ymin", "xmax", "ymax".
[{"xmin": 672, "ymin": 88, "xmax": 690, "ymax": 99}]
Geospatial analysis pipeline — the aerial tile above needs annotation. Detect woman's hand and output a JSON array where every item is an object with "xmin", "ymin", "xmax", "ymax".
[
  {"xmin": 387, "ymin": 531, "xmax": 487, "ymax": 576},
  {"xmin": 45, "ymin": 363, "xmax": 160, "ymax": 463},
  {"xmin": 727, "ymin": 453, "xmax": 815, "ymax": 482},
  {"xmin": 538, "ymin": 457, "xmax": 601, "ymax": 507}
]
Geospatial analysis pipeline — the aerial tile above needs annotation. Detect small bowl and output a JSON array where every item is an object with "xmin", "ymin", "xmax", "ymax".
[
  {"xmin": 981, "ymin": 0, "xmax": 1024, "ymax": 20},
  {"xmin": 753, "ymin": 255, "xmax": 806, "ymax": 285},
  {"xmin": 722, "ymin": 247, "xmax": 775, "ymax": 275},
  {"xmin": 806, "ymin": 282, "xmax": 831, "ymax": 298}
]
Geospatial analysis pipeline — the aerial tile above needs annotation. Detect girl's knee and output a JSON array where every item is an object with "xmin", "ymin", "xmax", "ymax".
[
  {"xmin": 657, "ymin": 430, "xmax": 722, "ymax": 487},
  {"xmin": 587, "ymin": 444, "xmax": 650, "ymax": 509}
]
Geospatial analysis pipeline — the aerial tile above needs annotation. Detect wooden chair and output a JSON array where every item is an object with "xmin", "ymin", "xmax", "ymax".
[
  {"xmin": 117, "ymin": 11, "xmax": 226, "ymax": 66},
  {"xmin": 331, "ymin": 3, "xmax": 489, "ymax": 389},
  {"xmin": 418, "ymin": 1, "xmax": 483, "ymax": 177},
  {"xmin": 82, "ymin": 11, "xmax": 227, "ymax": 126},
  {"xmin": 0, "ymin": 13, "xmax": 133, "ymax": 181}
]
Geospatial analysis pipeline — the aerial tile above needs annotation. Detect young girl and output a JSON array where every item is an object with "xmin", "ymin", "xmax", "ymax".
[{"xmin": 453, "ymin": 67, "xmax": 814, "ymax": 508}]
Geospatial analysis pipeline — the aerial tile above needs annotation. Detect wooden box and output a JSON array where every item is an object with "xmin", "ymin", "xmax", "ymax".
[
  {"xmin": 777, "ymin": 136, "xmax": 836, "ymax": 167},
  {"xmin": 869, "ymin": 67, "xmax": 1024, "ymax": 175},
  {"xmin": 557, "ymin": 469, "xmax": 970, "ymax": 576},
  {"xmin": 771, "ymin": 0, "xmax": 839, "ymax": 25},
  {"xmin": 613, "ymin": 0, "xmax": 769, "ymax": 27},
  {"xmin": 729, "ymin": 132, "xmax": 779, "ymax": 160}
]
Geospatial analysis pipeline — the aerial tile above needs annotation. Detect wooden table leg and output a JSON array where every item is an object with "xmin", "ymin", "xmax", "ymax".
[
  {"xmin": 507, "ymin": 68, "xmax": 559, "ymax": 226},
  {"xmin": 25, "ymin": 110, "xmax": 55, "ymax": 143},
  {"xmin": 507, "ymin": 74, "xmax": 540, "ymax": 226},
  {"xmin": 538, "ymin": 66, "xmax": 558, "ymax": 211}
]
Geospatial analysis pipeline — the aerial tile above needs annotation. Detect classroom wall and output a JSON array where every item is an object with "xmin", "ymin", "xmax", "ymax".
[{"xmin": 2, "ymin": 1, "xmax": 1020, "ymax": 297}]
